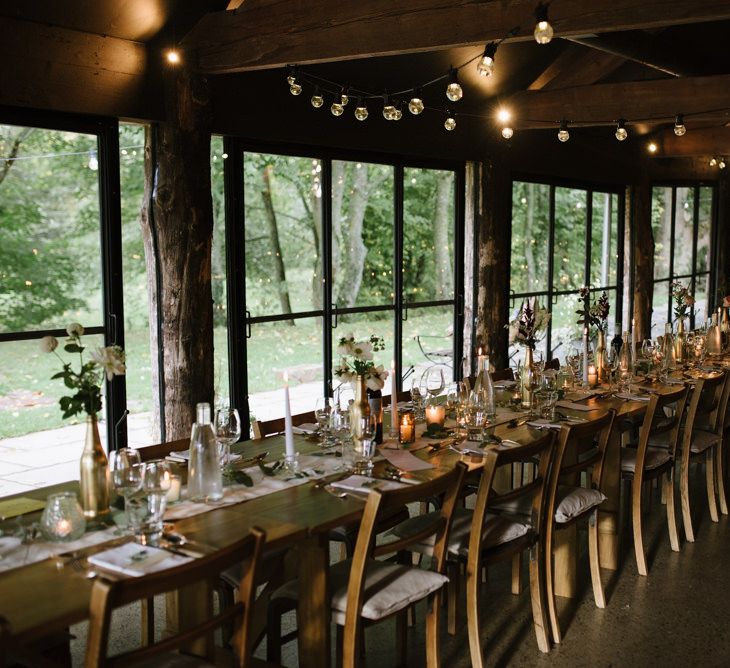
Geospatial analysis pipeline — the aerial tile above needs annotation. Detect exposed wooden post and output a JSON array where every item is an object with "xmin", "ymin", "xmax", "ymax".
[
  {"xmin": 715, "ymin": 173, "xmax": 730, "ymax": 303},
  {"xmin": 475, "ymin": 159, "xmax": 512, "ymax": 370},
  {"xmin": 631, "ymin": 180, "xmax": 654, "ymax": 340},
  {"xmin": 462, "ymin": 162, "xmax": 476, "ymax": 377},
  {"xmin": 141, "ymin": 65, "xmax": 215, "ymax": 440}
]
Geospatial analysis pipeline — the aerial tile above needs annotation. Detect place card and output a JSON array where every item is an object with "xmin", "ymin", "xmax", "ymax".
[
  {"xmin": 0, "ymin": 496, "xmax": 46, "ymax": 519},
  {"xmin": 88, "ymin": 542, "xmax": 192, "ymax": 577},
  {"xmin": 329, "ymin": 475, "xmax": 406, "ymax": 494},
  {"xmin": 379, "ymin": 448, "xmax": 435, "ymax": 471}
]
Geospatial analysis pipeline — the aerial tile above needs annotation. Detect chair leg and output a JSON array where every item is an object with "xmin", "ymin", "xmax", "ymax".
[
  {"xmin": 706, "ymin": 449, "xmax": 719, "ymax": 523},
  {"xmin": 395, "ymin": 610, "xmax": 408, "ymax": 667},
  {"xmin": 342, "ymin": 618, "xmax": 362, "ymax": 668},
  {"xmin": 545, "ymin": 523, "xmax": 560, "ymax": 643},
  {"xmin": 587, "ymin": 510, "xmax": 606, "ymax": 609},
  {"xmin": 632, "ymin": 476, "xmax": 648, "ymax": 576},
  {"xmin": 716, "ymin": 440, "xmax": 728, "ymax": 516},
  {"xmin": 425, "ymin": 591, "xmax": 441, "ymax": 668},
  {"xmin": 528, "ymin": 545, "xmax": 551, "ymax": 653},
  {"xmin": 511, "ymin": 553, "xmax": 522, "ymax": 595},
  {"xmin": 266, "ymin": 599, "xmax": 286, "ymax": 663},
  {"xmin": 446, "ymin": 561, "xmax": 460, "ymax": 636},
  {"xmin": 466, "ymin": 556, "xmax": 485, "ymax": 668},
  {"xmin": 664, "ymin": 470, "xmax": 680, "ymax": 553},
  {"xmin": 680, "ymin": 456, "xmax": 695, "ymax": 543}
]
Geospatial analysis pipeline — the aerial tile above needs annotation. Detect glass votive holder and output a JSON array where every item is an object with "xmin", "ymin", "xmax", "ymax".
[
  {"xmin": 165, "ymin": 474, "xmax": 182, "ymax": 503},
  {"xmin": 424, "ymin": 399, "xmax": 446, "ymax": 428},
  {"xmin": 399, "ymin": 410, "xmax": 416, "ymax": 445},
  {"xmin": 40, "ymin": 492, "xmax": 86, "ymax": 542}
]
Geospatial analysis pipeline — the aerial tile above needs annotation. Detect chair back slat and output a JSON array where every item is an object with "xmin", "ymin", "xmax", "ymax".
[
  {"xmin": 696, "ymin": 372, "xmax": 726, "ymax": 432},
  {"xmin": 85, "ymin": 528, "xmax": 266, "ymax": 668},
  {"xmin": 255, "ymin": 410, "xmax": 317, "ymax": 439}
]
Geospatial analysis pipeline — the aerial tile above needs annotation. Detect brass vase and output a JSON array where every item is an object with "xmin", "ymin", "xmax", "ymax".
[
  {"xmin": 349, "ymin": 375, "xmax": 372, "ymax": 456},
  {"xmin": 79, "ymin": 414, "xmax": 110, "ymax": 520},
  {"xmin": 674, "ymin": 318, "xmax": 686, "ymax": 364},
  {"xmin": 595, "ymin": 328, "xmax": 608, "ymax": 383},
  {"xmin": 520, "ymin": 347, "xmax": 534, "ymax": 410}
]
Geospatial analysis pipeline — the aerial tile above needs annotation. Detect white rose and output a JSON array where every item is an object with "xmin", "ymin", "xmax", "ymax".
[
  {"xmin": 66, "ymin": 323, "xmax": 84, "ymax": 337},
  {"xmin": 40, "ymin": 335, "xmax": 58, "ymax": 353},
  {"xmin": 90, "ymin": 345, "xmax": 126, "ymax": 380}
]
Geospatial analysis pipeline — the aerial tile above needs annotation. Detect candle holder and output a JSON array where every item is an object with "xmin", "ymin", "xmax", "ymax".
[
  {"xmin": 283, "ymin": 452, "xmax": 300, "ymax": 474},
  {"xmin": 424, "ymin": 398, "xmax": 447, "ymax": 429},
  {"xmin": 40, "ymin": 492, "xmax": 86, "ymax": 542},
  {"xmin": 165, "ymin": 474, "xmax": 182, "ymax": 503},
  {"xmin": 399, "ymin": 410, "xmax": 416, "ymax": 446}
]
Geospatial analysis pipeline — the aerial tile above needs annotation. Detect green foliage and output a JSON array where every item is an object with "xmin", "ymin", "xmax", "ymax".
[{"xmin": 48, "ymin": 336, "xmax": 103, "ymax": 418}]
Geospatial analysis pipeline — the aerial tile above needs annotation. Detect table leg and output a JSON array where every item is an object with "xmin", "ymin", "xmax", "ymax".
[
  {"xmin": 166, "ymin": 582, "xmax": 212, "ymax": 658},
  {"xmin": 298, "ymin": 533, "xmax": 331, "ymax": 668},
  {"xmin": 598, "ymin": 428, "xmax": 622, "ymax": 570}
]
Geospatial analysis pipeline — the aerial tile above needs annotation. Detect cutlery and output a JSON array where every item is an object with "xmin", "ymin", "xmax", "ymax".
[
  {"xmin": 507, "ymin": 418, "xmax": 529, "ymax": 429},
  {"xmin": 230, "ymin": 451, "xmax": 269, "ymax": 469}
]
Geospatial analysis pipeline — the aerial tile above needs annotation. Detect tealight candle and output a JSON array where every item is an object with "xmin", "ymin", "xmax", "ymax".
[
  {"xmin": 588, "ymin": 364, "xmax": 598, "ymax": 387},
  {"xmin": 399, "ymin": 411, "xmax": 416, "ymax": 445},
  {"xmin": 166, "ymin": 474, "xmax": 181, "ymax": 503},
  {"xmin": 425, "ymin": 404, "xmax": 446, "ymax": 428},
  {"xmin": 56, "ymin": 519, "xmax": 71, "ymax": 538}
]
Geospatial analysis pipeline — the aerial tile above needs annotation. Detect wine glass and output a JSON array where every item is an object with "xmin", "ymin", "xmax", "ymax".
[
  {"xmin": 314, "ymin": 397, "xmax": 334, "ymax": 447},
  {"xmin": 110, "ymin": 448, "xmax": 142, "ymax": 534},
  {"xmin": 353, "ymin": 414, "xmax": 376, "ymax": 475},
  {"xmin": 422, "ymin": 367, "xmax": 445, "ymax": 397},
  {"xmin": 329, "ymin": 407, "xmax": 350, "ymax": 467},
  {"xmin": 138, "ymin": 460, "xmax": 172, "ymax": 544},
  {"xmin": 215, "ymin": 407, "xmax": 242, "ymax": 467}
]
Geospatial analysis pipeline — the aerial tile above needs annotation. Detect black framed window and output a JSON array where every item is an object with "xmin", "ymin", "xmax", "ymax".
[
  {"xmin": 510, "ymin": 179, "xmax": 625, "ymax": 362},
  {"xmin": 651, "ymin": 184, "xmax": 716, "ymax": 335},
  {"xmin": 0, "ymin": 108, "xmax": 125, "ymax": 493},
  {"xmin": 222, "ymin": 142, "xmax": 464, "ymax": 428}
]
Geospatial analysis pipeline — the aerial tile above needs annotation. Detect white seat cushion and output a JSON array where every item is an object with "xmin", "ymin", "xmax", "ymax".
[
  {"xmin": 271, "ymin": 559, "xmax": 448, "ymax": 624},
  {"xmin": 387, "ymin": 508, "xmax": 529, "ymax": 558},
  {"xmin": 621, "ymin": 447, "xmax": 671, "ymax": 473},
  {"xmin": 554, "ymin": 485, "xmax": 606, "ymax": 523}
]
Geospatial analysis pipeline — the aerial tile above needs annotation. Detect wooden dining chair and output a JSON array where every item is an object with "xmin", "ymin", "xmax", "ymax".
[
  {"xmin": 622, "ymin": 385, "xmax": 688, "ymax": 576},
  {"xmin": 84, "ymin": 528, "xmax": 270, "ymax": 668},
  {"xmin": 252, "ymin": 411, "xmax": 317, "ymax": 439},
  {"xmin": 716, "ymin": 372, "xmax": 730, "ymax": 516},
  {"xmin": 267, "ymin": 464, "xmax": 466, "ymax": 668}
]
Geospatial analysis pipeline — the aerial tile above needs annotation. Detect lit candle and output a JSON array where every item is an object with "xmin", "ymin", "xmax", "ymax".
[
  {"xmin": 389, "ymin": 359, "xmax": 398, "ymax": 438},
  {"xmin": 399, "ymin": 412, "xmax": 416, "ymax": 444},
  {"xmin": 588, "ymin": 364, "xmax": 598, "ymax": 387},
  {"xmin": 583, "ymin": 327, "xmax": 589, "ymax": 386},
  {"xmin": 476, "ymin": 346, "xmax": 487, "ymax": 374},
  {"xmin": 631, "ymin": 317, "xmax": 637, "ymax": 363},
  {"xmin": 56, "ymin": 519, "xmax": 71, "ymax": 538},
  {"xmin": 166, "ymin": 474, "xmax": 181, "ymax": 503},
  {"xmin": 425, "ymin": 404, "xmax": 446, "ymax": 427},
  {"xmin": 283, "ymin": 372, "xmax": 295, "ymax": 459}
]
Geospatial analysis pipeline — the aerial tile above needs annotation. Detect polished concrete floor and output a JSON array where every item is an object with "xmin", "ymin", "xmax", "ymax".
[{"xmin": 69, "ymin": 467, "xmax": 730, "ymax": 666}]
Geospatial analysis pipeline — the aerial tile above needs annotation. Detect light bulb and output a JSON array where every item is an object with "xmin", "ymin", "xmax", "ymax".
[
  {"xmin": 354, "ymin": 102, "xmax": 368, "ymax": 121},
  {"xmin": 558, "ymin": 120, "xmax": 569, "ymax": 142},
  {"xmin": 502, "ymin": 126, "xmax": 514, "ymax": 139},
  {"xmin": 615, "ymin": 119, "xmax": 628, "ymax": 141},
  {"xmin": 331, "ymin": 101, "xmax": 344, "ymax": 116},
  {"xmin": 444, "ymin": 113, "xmax": 456, "ymax": 131},
  {"xmin": 289, "ymin": 83, "xmax": 302, "ymax": 96},
  {"xmin": 674, "ymin": 114, "xmax": 686, "ymax": 136},
  {"xmin": 392, "ymin": 104, "xmax": 403, "ymax": 121},
  {"xmin": 477, "ymin": 43, "xmax": 497, "ymax": 77},
  {"xmin": 648, "ymin": 142, "xmax": 658, "ymax": 153},
  {"xmin": 340, "ymin": 88, "xmax": 349, "ymax": 106},
  {"xmin": 446, "ymin": 68, "xmax": 463, "ymax": 102},
  {"xmin": 409, "ymin": 93, "xmax": 424, "ymax": 115},
  {"xmin": 533, "ymin": 4, "xmax": 553, "ymax": 44},
  {"xmin": 710, "ymin": 157, "xmax": 718, "ymax": 167},
  {"xmin": 286, "ymin": 71, "xmax": 296, "ymax": 85},
  {"xmin": 165, "ymin": 49, "xmax": 181, "ymax": 65},
  {"xmin": 720, "ymin": 159, "xmax": 727, "ymax": 170},
  {"xmin": 497, "ymin": 108, "xmax": 511, "ymax": 124},
  {"xmin": 311, "ymin": 88, "xmax": 323, "ymax": 108},
  {"xmin": 383, "ymin": 104, "xmax": 396, "ymax": 120}
]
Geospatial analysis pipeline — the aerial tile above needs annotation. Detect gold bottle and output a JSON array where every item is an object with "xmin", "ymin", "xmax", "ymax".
[{"xmin": 79, "ymin": 414, "xmax": 110, "ymax": 520}]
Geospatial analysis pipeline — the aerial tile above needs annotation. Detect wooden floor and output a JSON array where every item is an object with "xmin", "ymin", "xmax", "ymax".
[{"xmin": 68, "ymin": 467, "xmax": 730, "ymax": 666}]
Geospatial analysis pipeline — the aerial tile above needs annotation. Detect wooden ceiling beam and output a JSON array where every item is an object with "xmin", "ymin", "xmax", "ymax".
[
  {"xmin": 527, "ymin": 44, "xmax": 625, "ymax": 91},
  {"xmin": 509, "ymin": 74, "xmax": 730, "ymax": 128},
  {"xmin": 652, "ymin": 127, "xmax": 730, "ymax": 158},
  {"xmin": 183, "ymin": 0, "xmax": 730, "ymax": 73}
]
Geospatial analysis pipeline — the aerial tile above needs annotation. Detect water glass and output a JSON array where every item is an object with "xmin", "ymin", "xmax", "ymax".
[
  {"xmin": 351, "ymin": 414, "xmax": 376, "ymax": 475},
  {"xmin": 129, "ymin": 460, "xmax": 171, "ymax": 545},
  {"xmin": 314, "ymin": 397, "xmax": 334, "ymax": 447},
  {"xmin": 330, "ymin": 407, "xmax": 351, "ymax": 466},
  {"xmin": 541, "ymin": 391, "xmax": 559, "ymax": 421},
  {"xmin": 215, "ymin": 407, "xmax": 242, "ymax": 466},
  {"xmin": 410, "ymin": 377, "xmax": 425, "ymax": 421},
  {"xmin": 110, "ymin": 448, "xmax": 143, "ymax": 533}
]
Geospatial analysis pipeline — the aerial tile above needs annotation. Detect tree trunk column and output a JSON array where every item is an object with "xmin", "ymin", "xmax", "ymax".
[
  {"xmin": 715, "ymin": 173, "xmax": 730, "ymax": 302},
  {"xmin": 474, "ymin": 159, "xmax": 512, "ymax": 371},
  {"xmin": 141, "ymin": 66, "xmax": 215, "ymax": 441},
  {"xmin": 632, "ymin": 180, "xmax": 654, "ymax": 340}
]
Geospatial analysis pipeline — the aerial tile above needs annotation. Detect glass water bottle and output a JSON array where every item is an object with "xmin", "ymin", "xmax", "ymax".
[{"xmin": 188, "ymin": 402, "xmax": 223, "ymax": 503}]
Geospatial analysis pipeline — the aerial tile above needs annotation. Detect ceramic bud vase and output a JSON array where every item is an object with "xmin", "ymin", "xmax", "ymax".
[
  {"xmin": 595, "ymin": 327, "xmax": 608, "ymax": 383},
  {"xmin": 79, "ymin": 414, "xmax": 110, "ymax": 520},
  {"xmin": 520, "ymin": 347, "xmax": 534, "ymax": 410},
  {"xmin": 349, "ymin": 375, "xmax": 371, "ymax": 456},
  {"xmin": 674, "ymin": 318, "xmax": 687, "ymax": 364}
]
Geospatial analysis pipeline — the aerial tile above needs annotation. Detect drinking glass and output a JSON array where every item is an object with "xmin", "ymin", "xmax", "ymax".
[
  {"xmin": 410, "ymin": 377, "xmax": 425, "ymax": 421},
  {"xmin": 541, "ymin": 390, "xmax": 559, "ymax": 421},
  {"xmin": 330, "ymin": 407, "xmax": 350, "ymax": 467},
  {"xmin": 132, "ymin": 460, "xmax": 172, "ymax": 545},
  {"xmin": 215, "ymin": 407, "xmax": 242, "ymax": 467},
  {"xmin": 352, "ymin": 414, "xmax": 377, "ymax": 475},
  {"xmin": 422, "ymin": 367, "xmax": 445, "ymax": 398},
  {"xmin": 110, "ymin": 448, "xmax": 143, "ymax": 534},
  {"xmin": 314, "ymin": 397, "xmax": 334, "ymax": 447}
]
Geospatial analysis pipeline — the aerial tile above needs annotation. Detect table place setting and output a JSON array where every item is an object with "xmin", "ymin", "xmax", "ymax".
[{"xmin": 87, "ymin": 541, "xmax": 193, "ymax": 578}]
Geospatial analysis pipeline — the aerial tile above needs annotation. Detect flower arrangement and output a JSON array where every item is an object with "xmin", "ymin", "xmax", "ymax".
[
  {"xmin": 576, "ymin": 288, "xmax": 610, "ymax": 331},
  {"xmin": 507, "ymin": 299, "xmax": 551, "ymax": 350},
  {"xmin": 671, "ymin": 281, "xmax": 695, "ymax": 321},
  {"xmin": 334, "ymin": 333, "xmax": 388, "ymax": 391},
  {"xmin": 41, "ymin": 323, "xmax": 126, "ymax": 419}
]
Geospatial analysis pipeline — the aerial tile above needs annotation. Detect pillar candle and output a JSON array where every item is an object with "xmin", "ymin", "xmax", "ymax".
[
  {"xmin": 283, "ymin": 372, "xmax": 295, "ymax": 459},
  {"xmin": 588, "ymin": 364, "xmax": 598, "ymax": 387},
  {"xmin": 425, "ymin": 404, "xmax": 446, "ymax": 427},
  {"xmin": 390, "ymin": 359, "xmax": 399, "ymax": 437},
  {"xmin": 631, "ymin": 317, "xmax": 637, "ymax": 363},
  {"xmin": 583, "ymin": 327, "xmax": 589, "ymax": 385}
]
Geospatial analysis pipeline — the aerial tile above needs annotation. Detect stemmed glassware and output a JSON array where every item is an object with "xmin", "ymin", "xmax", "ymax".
[
  {"xmin": 137, "ymin": 460, "xmax": 172, "ymax": 544},
  {"xmin": 329, "ymin": 407, "xmax": 350, "ymax": 468},
  {"xmin": 215, "ymin": 407, "xmax": 242, "ymax": 467},
  {"xmin": 109, "ymin": 448, "xmax": 142, "ymax": 534},
  {"xmin": 314, "ymin": 397, "xmax": 334, "ymax": 447},
  {"xmin": 410, "ymin": 377, "xmax": 425, "ymax": 421},
  {"xmin": 422, "ymin": 367, "xmax": 445, "ymax": 398},
  {"xmin": 353, "ymin": 414, "xmax": 376, "ymax": 475}
]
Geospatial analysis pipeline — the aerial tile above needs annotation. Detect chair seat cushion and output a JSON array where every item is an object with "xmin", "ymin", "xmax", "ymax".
[
  {"xmin": 386, "ymin": 508, "xmax": 529, "ymax": 558},
  {"xmin": 689, "ymin": 429, "xmax": 720, "ymax": 453},
  {"xmin": 554, "ymin": 485, "xmax": 606, "ymax": 523},
  {"xmin": 271, "ymin": 559, "xmax": 448, "ymax": 624},
  {"xmin": 621, "ymin": 447, "xmax": 671, "ymax": 473}
]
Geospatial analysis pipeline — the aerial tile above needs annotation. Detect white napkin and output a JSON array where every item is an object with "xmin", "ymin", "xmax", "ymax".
[
  {"xmin": 293, "ymin": 423, "xmax": 318, "ymax": 434},
  {"xmin": 556, "ymin": 400, "xmax": 594, "ymax": 412},
  {"xmin": 615, "ymin": 392, "xmax": 651, "ymax": 402},
  {"xmin": 526, "ymin": 419, "xmax": 563, "ymax": 430},
  {"xmin": 378, "ymin": 448, "xmax": 434, "ymax": 471},
  {"xmin": 329, "ymin": 475, "xmax": 406, "ymax": 494},
  {"xmin": 0, "ymin": 536, "xmax": 22, "ymax": 559},
  {"xmin": 168, "ymin": 449, "xmax": 241, "ymax": 462},
  {"xmin": 88, "ymin": 542, "xmax": 192, "ymax": 577}
]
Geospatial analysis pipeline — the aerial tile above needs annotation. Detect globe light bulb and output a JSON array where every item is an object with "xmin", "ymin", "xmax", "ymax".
[
  {"xmin": 648, "ymin": 142, "xmax": 658, "ymax": 154},
  {"xmin": 446, "ymin": 69, "xmax": 463, "ymax": 102},
  {"xmin": 502, "ymin": 126, "xmax": 514, "ymax": 139},
  {"xmin": 444, "ymin": 113, "xmax": 456, "ymax": 131},
  {"xmin": 477, "ymin": 43, "xmax": 497, "ymax": 77},
  {"xmin": 289, "ymin": 83, "xmax": 302, "ymax": 96},
  {"xmin": 409, "ymin": 92, "xmax": 424, "ymax": 115},
  {"xmin": 674, "ymin": 114, "xmax": 686, "ymax": 136},
  {"xmin": 354, "ymin": 102, "xmax": 368, "ymax": 121},
  {"xmin": 286, "ymin": 71, "xmax": 296, "ymax": 85},
  {"xmin": 533, "ymin": 4, "xmax": 553, "ymax": 44},
  {"xmin": 331, "ymin": 101, "xmax": 344, "ymax": 116},
  {"xmin": 383, "ymin": 104, "xmax": 396, "ymax": 120},
  {"xmin": 615, "ymin": 119, "xmax": 628, "ymax": 141},
  {"xmin": 340, "ymin": 88, "xmax": 349, "ymax": 106},
  {"xmin": 710, "ymin": 157, "xmax": 718, "ymax": 167},
  {"xmin": 497, "ymin": 108, "xmax": 511, "ymax": 124},
  {"xmin": 311, "ymin": 87, "xmax": 324, "ymax": 108},
  {"xmin": 558, "ymin": 120, "xmax": 569, "ymax": 142},
  {"xmin": 392, "ymin": 104, "xmax": 403, "ymax": 121},
  {"xmin": 720, "ymin": 159, "xmax": 727, "ymax": 170},
  {"xmin": 165, "ymin": 49, "xmax": 181, "ymax": 65}
]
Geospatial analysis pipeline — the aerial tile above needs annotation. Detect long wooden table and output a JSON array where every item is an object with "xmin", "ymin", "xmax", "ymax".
[{"xmin": 0, "ymin": 384, "xmax": 684, "ymax": 665}]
